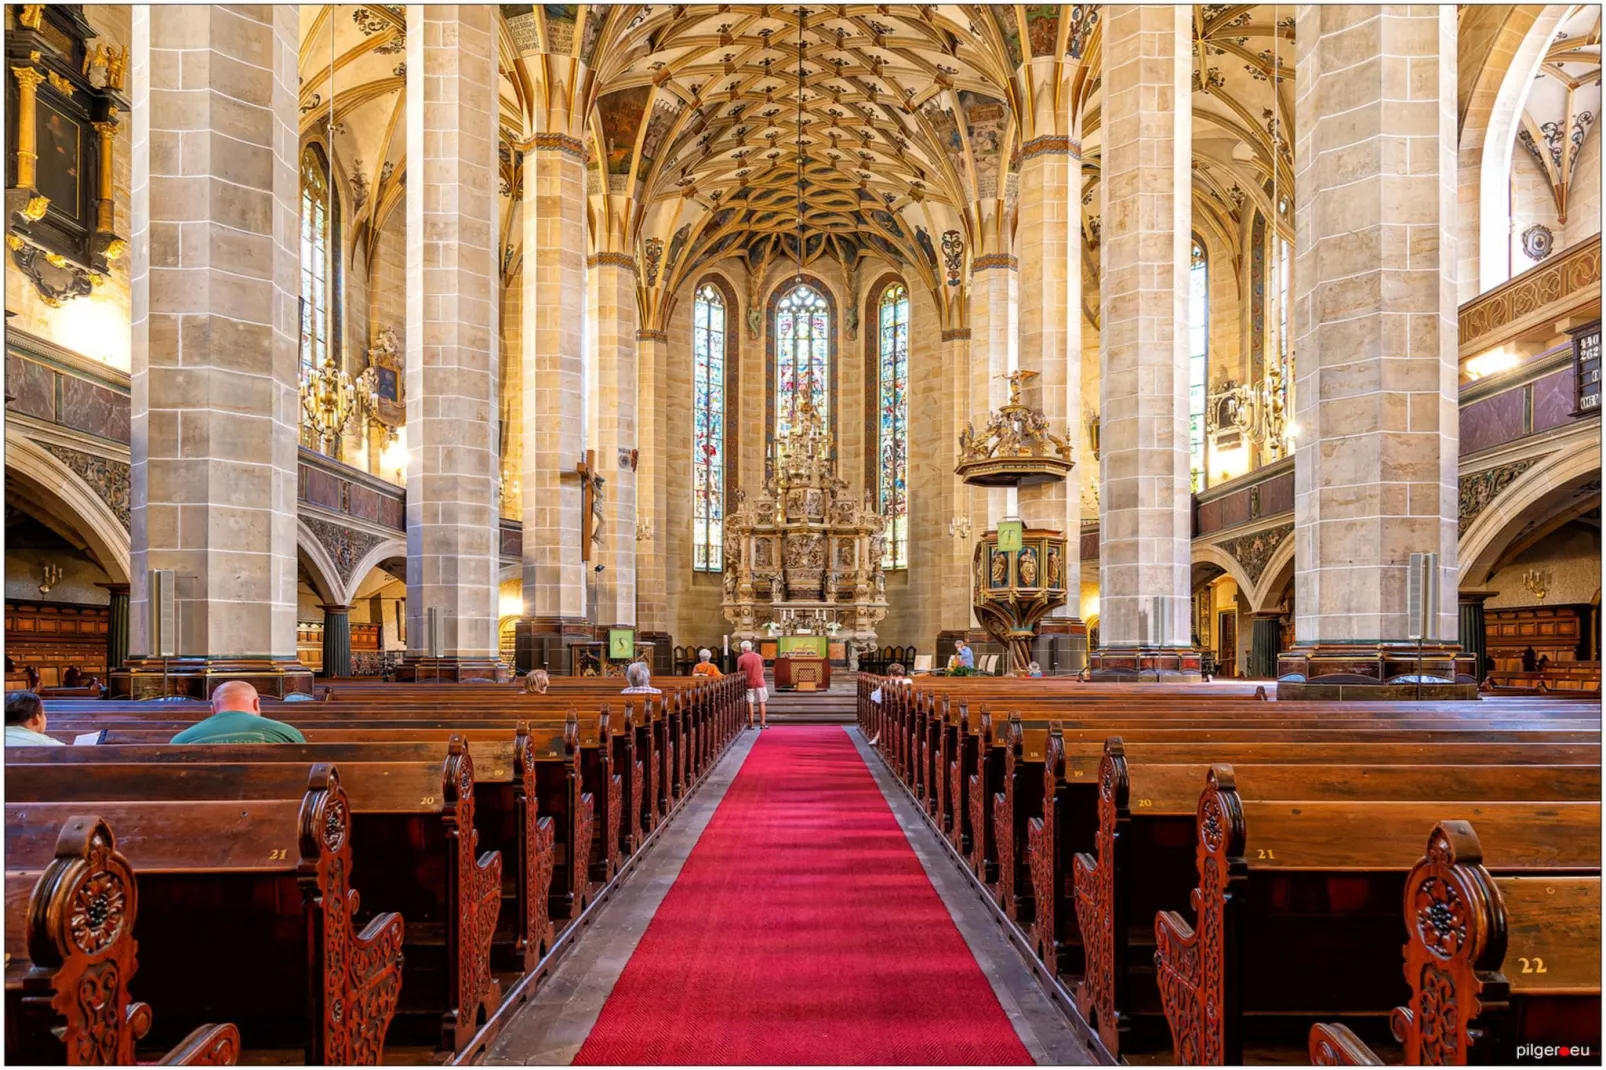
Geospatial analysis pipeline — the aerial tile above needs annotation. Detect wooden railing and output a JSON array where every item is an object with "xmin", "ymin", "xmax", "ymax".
[{"xmin": 1460, "ymin": 233, "xmax": 1600, "ymax": 360}]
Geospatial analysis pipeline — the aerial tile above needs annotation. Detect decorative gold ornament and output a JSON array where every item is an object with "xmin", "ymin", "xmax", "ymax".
[
  {"xmin": 956, "ymin": 370, "xmax": 1074, "ymax": 488},
  {"xmin": 21, "ymin": 194, "xmax": 49, "ymax": 221},
  {"xmin": 44, "ymin": 251, "xmax": 67, "ymax": 268},
  {"xmin": 300, "ymin": 355, "xmax": 371, "ymax": 454},
  {"xmin": 18, "ymin": 4, "xmax": 44, "ymax": 30},
  {"xmin": 103, "ymin": 237, "xmax": 127, "ymax": 261},
  {"xmin": 45, "ymin": 69, "xmax": 72, "ymax": 96},
  {"xmin": 1521, "ymin": 568, "xmax": 1550, "ymax": 601},
  {"xmin": 6, "ymin": 233, "xmax": 23, "ymax": 250}
]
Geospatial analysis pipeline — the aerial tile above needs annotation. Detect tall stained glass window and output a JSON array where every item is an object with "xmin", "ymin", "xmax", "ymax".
[
  {"xmin": 693, "ymin": 284, "xmax": 726, "ymax": 572},
  {"xmin": 299, "ymin": 145, "xmax": 332, "ymax": 382},
  {"xmin": 877, "ymin": 284, "xmax": 909, "ymax": 569},
  {"xmin": 1188, "ymin": 237, "xmax": 1209, "ymax": 488},
  {"xmin": 774, "ymin": 283, "xmax": 831, "ymax": 442}
]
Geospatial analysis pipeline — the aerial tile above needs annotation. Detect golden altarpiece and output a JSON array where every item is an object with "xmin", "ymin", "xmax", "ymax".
[{"xmin": 721, "ymin": 393, "xmax": 888, "ymax": 646}]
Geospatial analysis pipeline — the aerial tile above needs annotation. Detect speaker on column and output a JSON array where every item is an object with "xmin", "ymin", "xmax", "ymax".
[
  {"xmin": 1407, "ymin": 552, "xmax": 1439, "ymax": 642},
  {"xmin": 148, "ymin": 568, "xmax": 175, "ymax": 657},
  {"xmin": 426, "ymin": 606, "xmax": 445, "ymax": 657}
]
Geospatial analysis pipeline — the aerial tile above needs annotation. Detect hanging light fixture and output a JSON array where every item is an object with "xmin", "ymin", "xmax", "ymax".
[{"xmin": 794, "ymin": 5, "xmax": 806, "ymax": 283}]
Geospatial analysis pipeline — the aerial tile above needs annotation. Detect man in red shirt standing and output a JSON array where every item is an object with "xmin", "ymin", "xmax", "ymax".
[{"xmin": 736, "ymin": 640, "xmax": 768, "ymax": 731}]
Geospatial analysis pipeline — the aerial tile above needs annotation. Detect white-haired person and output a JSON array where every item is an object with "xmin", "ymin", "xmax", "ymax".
[
  {"xmin": 735, "ymin": 640, "xmax": 768, "ymax": 730},
  {"xmin": 691, "ymin": 648, "xmax": 724, "ymax": 679},
  {"xmin": 620, "ymin": 660, "xmax": 661, "ymax": 695}
]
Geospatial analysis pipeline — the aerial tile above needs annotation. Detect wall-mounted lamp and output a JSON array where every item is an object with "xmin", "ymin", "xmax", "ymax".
[
  {"xmin": 38, "ymin": 562, "xmax": 62, "ymax": 596},
  {"xmin": 1521, "ymin": 567, "xmax": 1550, "ymax": 601}
]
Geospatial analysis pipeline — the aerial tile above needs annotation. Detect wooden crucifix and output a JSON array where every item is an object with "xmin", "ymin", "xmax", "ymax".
[{"xmin": 577, "ymin": 450, "xmax": 606, "ymax": 561}]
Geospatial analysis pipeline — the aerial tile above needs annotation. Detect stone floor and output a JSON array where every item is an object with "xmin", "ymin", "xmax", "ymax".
[{"xmin": 483, "ymin": 725, "xmax": 1092, "ymax": 1066}]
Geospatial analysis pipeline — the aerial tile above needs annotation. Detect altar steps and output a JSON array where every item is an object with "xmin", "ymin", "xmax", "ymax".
[{"xmin": 762, "ymin": 672, "xmax": 858, "ymax": 724}]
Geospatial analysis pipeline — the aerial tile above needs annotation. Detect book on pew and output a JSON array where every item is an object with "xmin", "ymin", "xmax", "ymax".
[{"xmin": 72, "ymin": 729, "xmax": 106, "ymax": 746}]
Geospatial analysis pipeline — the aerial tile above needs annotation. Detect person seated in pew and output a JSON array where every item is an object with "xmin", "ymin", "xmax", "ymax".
[
  {"xmin": 61, "ymin": 666, "xmax": 82, "ymax": 687},
  {"xmin": 691, "ymin": 649, "xmax": 723, "ymax": 679},
  {"xmin": 948, "ymin": 639, "xmax": 975, "ymax": 671},
  {"xmin": 5, "ymin": 691, "xmax": 63, "ymax": 747},
  {"xmin": 169, "ymin": 681, "xmax": 306, "ymax": 744},
  {"xmin": 886, "ymin": 663, "xmax": 907, "ymax": 677},
  {"xmin": 524, "ymin": 669, "xmax": 551, "ymax": 695},
  {"xmin": 620, "ymin": 661, "xmax": 662, "ymax": 696}
]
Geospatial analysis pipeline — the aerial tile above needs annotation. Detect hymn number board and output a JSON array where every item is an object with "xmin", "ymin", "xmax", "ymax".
[{"xmin": 1573, "ymin": 321, "xmax": 1601, "ymax": 416}]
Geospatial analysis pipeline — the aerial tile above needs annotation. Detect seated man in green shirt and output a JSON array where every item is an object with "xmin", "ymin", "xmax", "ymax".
[{"xmin": 170, "ymin": 681, "xmax": 306, "ymax": 744}]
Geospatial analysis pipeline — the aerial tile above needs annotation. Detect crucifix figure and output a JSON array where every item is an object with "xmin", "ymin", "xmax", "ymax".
[{"xmin": 577, "ymin": 450, "xmax": 606, "ymax": 560}]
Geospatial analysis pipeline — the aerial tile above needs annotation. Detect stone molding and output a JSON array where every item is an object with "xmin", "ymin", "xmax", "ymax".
[
  {"xmin": 1215, "ymin": 521, "xmax": 1293, "ymax": 587},
  {"xmin": 302, "ymin": 515, "xmax": 388, "ymax": 586},
  {"xmin": 971, "ymin": 253, "xmax": 1018, "ymax": 273},
  {"xmin": 526, "ymin": 132, "xmax": 586, "ymax": 160},
  {"xmin": 588, "ymin": 251, "xmax": 638, "ymax": 273},
  {"xmin": 1018, "ymin": 135, "xmax": 1080, "ymax": 162},
  {"xmin": 1458, "ymin": 456, "xmax": 1544, "ymax": 535},
  {"xmin": 1458, "ymin": 233, "xmax": 1599, "ymax": 358},
  {"xmin": 941, "ymin": 328, "xmax": 972, "ymax": 341},
  {"xmin": 636, "ymin": 328, "xmax": 668, "ymax": 342},
  {"xmin": 40, "ymin": 441, "xmax": 130, "ymax": 531}
]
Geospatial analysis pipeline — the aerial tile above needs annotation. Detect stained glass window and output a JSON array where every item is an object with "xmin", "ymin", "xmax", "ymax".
[
  {"xmin": 877, "ymin": 284, "xmax": 909, "ymax": 569},
  {"xmin": 693, "ymin": 284, "xmax": 726, "ymax": 572},
  {"xmin": 774, "ymin": 283, "xmax": 831, "ymax": 444},
  {"xmin": 1188, "ymin": 237, "xmax": 1209, "ymax": 489},
  {"xmin": 299, "ymin": 145, "xmax": 331, "ymax": 383}
]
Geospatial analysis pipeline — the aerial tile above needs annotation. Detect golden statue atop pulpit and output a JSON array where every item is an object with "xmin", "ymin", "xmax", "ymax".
[{"xmin": 722, "ymin": 389, "xmax": 888, "ymax": 644}]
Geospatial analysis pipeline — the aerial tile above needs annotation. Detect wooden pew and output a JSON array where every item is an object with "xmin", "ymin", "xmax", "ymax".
[
  {"xmin": 1062, "ymin": 734, "xmax": 1601, "ymax": 1058},
  {"xmin": 4, "ymin": 814, "xmax": 241, "ymax": 1066},
  {"xmin": 4, "ymin": 765, "xmax": 404, "ymax": 1064},
  {"xmin": 6, "ymin": 742, "xmax": 502, "ymax": 1056},
  {"xmin": 1307, "ymin": 821, "xmax": 1601, "ymax": 1066},
  {"xmin": 1151, "ymin": 766, "xmax": 1600, "ymax": 1064}
]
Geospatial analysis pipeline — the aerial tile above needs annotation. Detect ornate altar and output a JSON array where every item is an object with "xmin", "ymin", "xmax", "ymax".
[
  {"xmin": 722, "ymin": 392, "xmax": 888, "ymax": 644},
  {"xmin": 6, "ymin": 5, "xmax": 128, "ymax": 307},
  {"xmin": 972, "ymin": 528, "xmax": 1069, "ymax": 672}
]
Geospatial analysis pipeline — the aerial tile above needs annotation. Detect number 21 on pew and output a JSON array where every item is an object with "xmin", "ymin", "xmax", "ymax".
[{"xmin": 268, "ymin": 848, "xmax": 288, "ymax": 861}]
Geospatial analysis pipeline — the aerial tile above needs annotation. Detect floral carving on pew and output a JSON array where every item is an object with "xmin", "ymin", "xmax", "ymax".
[
  {"xmin": 514, "ymin": 725, "xmax": 557, "ymax": 966},
  {"xmin": 1389, "ymin": 821, "xmax": 1509, "ymax": 1066},
  {"xmin": 994, "ymin": 716, "xmax": 1023, "ymax": 918},
  {"xmin": 1308, "ymin": 1023, "xmax": 1382, "ymax": 1066},
  {"xmin": 301, "ymin": 765, "xmax": 404, "ymax": 1065},
  {"xmin": 565, "ymin": 714, "xmax": 594, "ymax": 913},
  {"xmin": 442, "ymin": 738, "xmax": 504, "ymax": 1054},
  {"xmin": 1073, "ymin": 737, "xmax": 1130, "ymax": 1057},
  {"xmin": 1027, "ymin": 728, "xmax": 1067, "ymax": 975},
  {"xmin": 1154, "ymin": 765, "xmax": 1246, "ymax": 1066}
]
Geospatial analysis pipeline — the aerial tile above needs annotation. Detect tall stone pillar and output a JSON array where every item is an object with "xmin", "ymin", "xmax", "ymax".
[
  {"xmin": 98, "ymin": 583, "xmax": 130, "ymax": 675},
  {"xmin": 118, "ymin": 5, "xmax": 310, "ymax": 699},
  {"xmin": 1277, "ymin": 6, "xmax": 1474, "ymax": 698},
  {"xmin": 589, "ymin": 255, "xmax": 639, "ymax": 629},
  {"xmin": 967, "ymin": 252, "xmax": 1015, "ymax": 590},
  {"xmin": 1017, "ymin": 119, "xmax": 1086, "ymax": 671},
  {"xmin": 635, "ymin": 329, "xmax": 671, "ymax": 642},
  {"xmin": 398, "ymin": 6, "xmax": 502, "ymax": 682},
  {"xmin": 518, "ymin": 102, "xmax": 591, "ymax": 673},
  {"xmin": 1090, "ymin": 5, "xmax": 1199, "ymax": 680},
  {"xmin": 935, "ymin": 326, "xmax": 974, "ymax": 653},
  {"xmin": 320, "ymin": 604, "xmax": 352, "ymax": 679}
]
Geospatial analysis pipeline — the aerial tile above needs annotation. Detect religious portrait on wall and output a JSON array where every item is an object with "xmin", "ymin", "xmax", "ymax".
[
  {"xmin": 755, "ymin": 538, "xmax": 775, "ymax": 569},
  {"xmin": 1018, "ymin": 547, "xmax": 1039, "ymax": 587},
  {"xmin": 37, "ymin": 100, "xmax": 81, "ymax": 214},
  {"xmin": 1046, "ymin": 545, "xmax": 1061, "ymax": 588}
]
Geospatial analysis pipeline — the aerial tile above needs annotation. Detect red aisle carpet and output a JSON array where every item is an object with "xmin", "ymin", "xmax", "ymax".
[{"xmin": 575, "ymin": 725, "xmax": 1033, "ymax": 1066}]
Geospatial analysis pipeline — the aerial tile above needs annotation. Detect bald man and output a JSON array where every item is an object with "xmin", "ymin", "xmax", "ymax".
[{"xmin": 170, "ymin": 681, "xmax": 306, "ymax": 745}]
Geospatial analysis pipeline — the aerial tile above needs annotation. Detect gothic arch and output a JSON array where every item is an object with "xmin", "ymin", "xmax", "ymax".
[
  {"xmin": 1459, "ymin": 439, "xmax": 1602, "ymax": 586},
  {"xmin": 296, "ymin": 519, "xmax": 347, "ymax": 606},
  {"xmin": 1249, "ymin": 535, "xmax": 1297, "ymax": 613},
  {"xmin": 1191, "ymin": 541, "xmax": 1256, "ymax": 602},
  {"xmin": 4, "ymin": 431, "xmax": 131, "ymax": 585},
  {"xmin": 764, "ymin": 273, "xmax": 839, "ymax": 462},
  {"xmin": 342, "ymin": 535, "xmax": 408, "ymax": 606}
]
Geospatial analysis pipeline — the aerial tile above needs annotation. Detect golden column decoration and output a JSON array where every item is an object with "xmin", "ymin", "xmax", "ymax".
[
  {"xmin": 92, "ymin": 110, "xmax": 118, "ymax": 233},
  {"xmin": 10, "ymin": 63, "xmax": 44, "ymax": 190}
]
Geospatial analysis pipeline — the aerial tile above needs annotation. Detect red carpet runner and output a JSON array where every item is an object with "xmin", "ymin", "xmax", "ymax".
[{"xmin": 575, "ymin": 725, "xmax": 1033, "ymax": 1065}]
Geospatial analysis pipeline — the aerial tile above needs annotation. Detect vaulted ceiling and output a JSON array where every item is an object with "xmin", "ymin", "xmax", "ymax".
[
  {"xmin": 1515, "ymin": 4, "xmax": 1601, "ymax": 222},
  {"xmin": 298, "ymin": 5, "xmax": 1300, "ymax": 329}
]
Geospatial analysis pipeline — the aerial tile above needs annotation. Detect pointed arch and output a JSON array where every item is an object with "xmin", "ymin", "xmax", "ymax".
[
  {"xmin": 865, "ymin": 272, "xmax": 911, "ymax": 569},
  {"xmin": 692, "ymin": 272, "xmax": 739, "ymax": 572},
  {"xmin": 765, "ymin": 274, "xmax": 839, "ymax": 470}
]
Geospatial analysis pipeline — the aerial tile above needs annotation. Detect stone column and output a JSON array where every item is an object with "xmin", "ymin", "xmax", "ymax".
[
  {"xmin": 320, "ymin": 604, "xmax": 352, "ymax": 679},
  {"xmin": 118, "ymin": 5, "xmax": 309, "ymax": 699},
  {"xmin": 1090, "ymin": 5, "xmax": 1199, "ymax": 680},
  {"xmin": 936, "ymin": 327, "xmax": 975, "ymax": 648},
  {"xmin": 518, "ymin": 122, "xmax": 590, "ymax": 673},
  {"xmin": 1458, "ymin": 590, "xmax": 1495, "ymax": 683},
  {"xmin": 1277, "ymin": 6, "xmax": 1474, "ymax": 699},
  {"xmin": 98, "ymin": 583, "xmax": 130, "ymax": 674},
  {"xmin": 1018, "ymin": 126, "xmax": 1086, "ymax": 671},
  {"xmin": 635, "ymin": 329, "xmax": 671, "ymax": 639},
  {"xmin": 589, "ymin": 255, "xmax": 639, "ymax": 629},
  {"xmin": 398, "ymin": 6, "xmax": 503, "ymax": 682},
  {"xmin": 1248, "ymin": 611, "xmax": 1284, "ymax": 679},
  {"xmin": 967, "ymin": 252, "xmax": 1015, "ymax": 586}
]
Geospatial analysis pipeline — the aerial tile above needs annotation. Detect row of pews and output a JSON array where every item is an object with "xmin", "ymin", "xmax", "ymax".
[
  {"xmin": 5, "ymin": 674, "xmax": 744, "ymax": 1065},
  {"xmin": 858, "ymin": 675, "xmax": 1602, "ymax": 1065}
]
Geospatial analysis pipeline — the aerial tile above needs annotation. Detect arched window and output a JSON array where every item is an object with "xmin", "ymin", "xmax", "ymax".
[
  {"xmin": 299, "ymin": 145, "xmax": 333, "ymax": 382},
  {"xmin": 773, "ymin": 283, "xmax": 831, "ymax": 443},
  {"xmin": 1188, "ymin": 236, "xmax": 1209, "ymax": 489},
  {"xmin": 692, "ymin": 284, "xmax": 726, "ymax": 572},
  {"xmin": 876, "ymin": 283, "xmax": 910, "ymax": 569}
]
